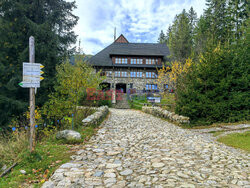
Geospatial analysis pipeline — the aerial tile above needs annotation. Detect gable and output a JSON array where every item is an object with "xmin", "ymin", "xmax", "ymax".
[{"xmin": 114, "ymin": 34, "xmax": 129, "ymax": 43}]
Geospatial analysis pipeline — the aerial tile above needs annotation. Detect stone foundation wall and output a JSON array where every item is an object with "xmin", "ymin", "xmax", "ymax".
[{"xmin": 142, "ymin": 106, "xmax": 190, "ymax": 124}]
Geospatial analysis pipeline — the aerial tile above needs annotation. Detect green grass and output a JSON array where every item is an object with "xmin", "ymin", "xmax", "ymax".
[
  {"xmin": 217, "ymin": 131, "xmax": 250, "ymax": 152},
  {"xmin": 0, "ymin": 126, "xmax": 101, "ymax": 188},
  {"xmin": 0, "ymin": 135, "xmax": 72, "ymax": 188},
  {"xmin": 160, "ymin": 94, "xmax": 175, "ymax": 112},
  {"xmin": 129, "ymin": 98, "xmax": 151, "ymax": 110}
]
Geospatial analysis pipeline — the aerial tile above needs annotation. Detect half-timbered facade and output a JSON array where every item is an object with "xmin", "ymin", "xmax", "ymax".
[{"xmin": 88, "ymin": 34, "xmax": 170, "ymax": 93}]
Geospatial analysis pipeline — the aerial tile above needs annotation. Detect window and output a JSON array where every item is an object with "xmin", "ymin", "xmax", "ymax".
[
  {"xmin": 137, "ymin": 72, "xmax": 142, "ymax": 77},
  {"xmin": 131, "ymin": 58, "xmax": 143, "ymax": 64},
  {"xmin": 153, "ymin": 72, "xmax": 158, "ymax": 78},
  {"xmin": 146, "ymin": 58, "xmax": 158, "ymax": 65},
  {"xmin": 146, "ymin": 84, "xmax": 157, "ymax": 90},
  {"xmin": 106, "ymin": 71, "xmax": 112, "ymax": 77},
  {"xmin": 130, "ymin": 71, "xmax": 142, "ymax": 78},
  {"xmin": 146, "ymin": 72, "xmax": 152, "ymax": 78},
  {"xmin": 146, "ymin": 72, "xmax": 157, "ymax": 78},
  {"xmin": 115, "ymin": 71, "xmax": 127, "ymax": 77},
  {"xmin": 121, "ymin": 71, "xmax": 127, "ymax": 77},
  {"xmin": 115, "ymin": 58, "xmax": 127, "ymax": 64}
]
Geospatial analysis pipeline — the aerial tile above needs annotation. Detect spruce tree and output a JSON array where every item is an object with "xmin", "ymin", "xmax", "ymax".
[
  {"xmin": 168, "ymin": 9, "xmax": 192, "ymax": 63},
  {"xmin": 157, "ymin": 30, "xmax": 167, "ymax": 44},
  {"xmin": 0, "ymin": 0, "xmax": 78, "ymax": 127}
]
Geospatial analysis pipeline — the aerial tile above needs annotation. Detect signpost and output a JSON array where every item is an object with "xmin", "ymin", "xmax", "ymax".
[
  {"xmin": 19, "ymin": 36, "xmax": 44, "ymax": 152},
  {"xmin": 19, "ymin": 63, "xmax": 44, "ymax": 88}
]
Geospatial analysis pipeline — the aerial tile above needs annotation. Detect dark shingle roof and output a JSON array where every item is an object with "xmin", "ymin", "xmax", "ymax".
[{"xmin": 88, "ymin": 42, "xmax": 170, "ymax": 67}]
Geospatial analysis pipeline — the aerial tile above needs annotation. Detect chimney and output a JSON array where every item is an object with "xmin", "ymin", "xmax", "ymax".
[{"xmin": 114, "ymin": 27, "xmax": 116, "ymax": 41}]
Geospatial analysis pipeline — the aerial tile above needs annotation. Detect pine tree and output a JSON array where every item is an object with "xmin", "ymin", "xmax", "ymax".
[
  {"xmin": 157, "ymin": 30, "xmax": 166, "ymax": 44},
  {"xmin": 188, "ymin": 7, "xmax": 198, "ymax": 35},
  {"xmin": 0, "ymin": 0, "xmax": 78, "ymax": 127},
  {"xmin": 168, "ymin": 9, "xmax": 192, "ymax": 63},
  {"xmin": 204, "ymin": 0, "xmax": 229, "ymax": 43},
  {"xmin": 193, "ymin": 15, "xmax": 210, "ymax": 55},
  {"xmin": 165, "ymin": 26, "xmax": 172, "ymax": 45}
]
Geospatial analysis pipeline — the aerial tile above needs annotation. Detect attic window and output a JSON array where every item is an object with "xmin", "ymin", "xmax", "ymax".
[
  {"xmin": 146, "ymin": 58, "xmax": 158, "ymax": 65},
  {"xmin": 131, "ymin": 58, "xmax": 143, "ymax": 65},
  {"xmin": 115, "ymin": 58, "xmax": 127, "ymax": 64}
]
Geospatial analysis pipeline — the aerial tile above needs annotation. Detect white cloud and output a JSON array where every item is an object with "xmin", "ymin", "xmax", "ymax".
[{"xmin": 68, "ymin": 0, "xmax": 206, "ymax": 54}]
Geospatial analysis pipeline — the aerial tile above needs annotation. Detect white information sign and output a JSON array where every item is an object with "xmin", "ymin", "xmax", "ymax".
[
  {"xmin": 19, "ymin": 82, "xmax": 40, "ymax": 88},
  {"xmin": 19, "ymin": 62, "xmax": 44, "ymax": 88}
]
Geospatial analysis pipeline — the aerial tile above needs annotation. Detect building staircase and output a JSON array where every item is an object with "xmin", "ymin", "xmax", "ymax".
[{"xmin": 113, "ymin": 93, "xmax": 130, "ymax": 109}]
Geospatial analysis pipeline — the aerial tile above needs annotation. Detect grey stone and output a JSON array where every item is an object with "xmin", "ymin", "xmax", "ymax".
[
  {"xmin": 20, "ymin": 170, "xmax": 26, "ymax": 174},
  {"xmin": 104, "ymin": 172, "xmax": 116, "ymax": 178},
  {"xmin": 56, "ymin": 130, "xmax": 81, "ymax": 140},
  {"xmin": 177, "ymin": 172, "xmax": 189, "ymax": 179},
  {"xmin": 104, "ymin": 178, "xmax": 117, "ymax": 185},
  {"xmin": 93, "ymin": 171, "xmax": 104, "ymax": 177},
  {"xmin": 93, "ymin": 149, "xmax": 104, "ymax": 153},
  {"xmin": 152, "ymin": 162, "xmax": 165, "ymax": 168},
  {"xmin": 60, "ymin": 163, "xmax": 82, "ymax": 169},
  {"xmin": 42, "ymin": 181, "xmax": 55, "ymax": 188},
  {"xmin": 180, "ymin": 183, "xmax": 196, "ymax": 188},
  {"xmin": 106, "ymin": 163, "xmax": 121, "ymax": 168},
  {"xmin": 120, "ymin": 169, "xmax": 133, "ymax": 176}
]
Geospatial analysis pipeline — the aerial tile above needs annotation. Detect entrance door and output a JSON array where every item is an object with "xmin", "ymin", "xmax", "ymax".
[{"xmin": 116, "ymin": 83, "xmax": 126, "ymax": 93}]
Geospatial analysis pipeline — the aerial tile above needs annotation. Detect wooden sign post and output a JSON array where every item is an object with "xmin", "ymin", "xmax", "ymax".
[
  {"xmin": 29, "ymin": 36, "xmax": 36, "ymax": 152},
  {"xmin": 19, "ymin": 36, "xmax": 44, "ymax": 152}
]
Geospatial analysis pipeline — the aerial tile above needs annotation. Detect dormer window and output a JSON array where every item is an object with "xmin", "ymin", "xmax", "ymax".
[{"xmin": 115, "ymin": 58, "xmax": 127, "ymax": 64}]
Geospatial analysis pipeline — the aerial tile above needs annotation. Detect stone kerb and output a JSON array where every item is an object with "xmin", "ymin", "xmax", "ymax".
[
  {"xmin": 81, "ymin": 106, "xmax": 109, "ymax": 126},
  {"xmin": 142, "ymin": 106, "xmax": 190, "ymax": 124}
]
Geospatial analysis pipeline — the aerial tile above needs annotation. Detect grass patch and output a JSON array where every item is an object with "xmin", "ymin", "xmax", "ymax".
[
  {"xmin": 129, "ymin": 96, "xmax": 151, "ymax": 110},
  {"xmin": 160, "ymin": 93, "xmax": 175, "ymax": 112},
  {"xmin": 0, "ymin": 135, "xmax": 72, "ymax": 188},
  {"xmin": 217, "ymin": 131, "xmax": 250, "ymax": 152}
]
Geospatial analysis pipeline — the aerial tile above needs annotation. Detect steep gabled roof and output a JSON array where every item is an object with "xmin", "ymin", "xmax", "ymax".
[
  {"xmin": 88, "ymin": 41, "xmax": 170, "ymax": 67},
  {"xmin": 114, "ymin": 34, "xmax": 129, "ymax": 43}
]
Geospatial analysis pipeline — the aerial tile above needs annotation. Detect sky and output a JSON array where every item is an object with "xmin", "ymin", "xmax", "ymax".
[{"xmin": 69, "ymin": 0, "xmax": 206, "ymax": 55}]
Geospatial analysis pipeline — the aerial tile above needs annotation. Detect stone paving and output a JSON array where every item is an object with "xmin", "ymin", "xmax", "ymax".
[{"xmin": 42, "ymin": 109, "xmax": 250, "ymax": 188}]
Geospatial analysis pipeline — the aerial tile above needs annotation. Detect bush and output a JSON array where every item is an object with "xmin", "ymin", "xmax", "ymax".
[{"xmin": 96, "ymin": 99, "xmax": 112, "ymax": 107}]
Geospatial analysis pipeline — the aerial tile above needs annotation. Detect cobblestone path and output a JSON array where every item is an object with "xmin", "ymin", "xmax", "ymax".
[{"xmin": 43, "ymin": 109, "xmax": 250, "ymax": 188}]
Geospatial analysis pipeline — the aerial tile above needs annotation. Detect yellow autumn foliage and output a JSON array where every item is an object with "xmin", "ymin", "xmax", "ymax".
[{"xmin": 156, "ymin": 58, "xmax": 193, "ymax": 91}]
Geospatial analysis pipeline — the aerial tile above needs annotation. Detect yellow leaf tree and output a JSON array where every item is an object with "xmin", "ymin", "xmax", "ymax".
[{"xmin": 156, "ymin": 58, "xmax": 193, "ymax": 97}]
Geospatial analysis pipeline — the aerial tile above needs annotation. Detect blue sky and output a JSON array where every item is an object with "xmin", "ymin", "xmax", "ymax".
[{"xmin": 69, "ymin": 0, "xmax": 206, "ymax": 55}]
